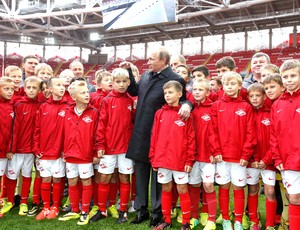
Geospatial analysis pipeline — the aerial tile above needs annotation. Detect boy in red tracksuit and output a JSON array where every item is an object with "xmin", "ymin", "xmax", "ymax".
[
  {"xmin": 90, "ymin": 68, "xmax": 135, "ymax": 224},
  {"xmin": 33, "ymin": 77, "xmax": 69, "ymax": 221},
  {"xmin": 0, "ymin": 77, "xmax": 14, "ymax": 217},
  {"xmin": 262, "ymin": 74, "xmax": 288, "ymax": 227},
  {"xmin": 270, "ymin": 59, "xmax": 300, "ymax": 230},
  {"xmin": 2, "ymin": 77, "xmax": 41, "ymax": 217},
  {"xmin": 58, "ymin": 81, "xmax": 99, "ymax": 225},
  {"xmin": 247, "ymin": 83, "xmax": 277, "ymax": 230},
  {"xmin": 89, "ymin": 70, "xmax": 114, "ymax": 218},
  {"xmin": 149, "ymin": 80, "xmax": 196, "ymax": 230},
  {"xmin": 210, "ymin": 72, "xmax": 256, "ymax": 230},
  {"xmin": 188, "ymin": 79, "xmax": 217, "ymax": 230}
]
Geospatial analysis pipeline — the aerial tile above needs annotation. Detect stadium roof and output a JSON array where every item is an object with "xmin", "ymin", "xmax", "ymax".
[{"xmin": 0, "ymin": 0, "xmax": 299, "ymax": 51}]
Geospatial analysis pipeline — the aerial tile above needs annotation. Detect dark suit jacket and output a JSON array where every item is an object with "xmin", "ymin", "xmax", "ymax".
[{"xmin": 126, "ymin": 66, "xmax": 187, "ymax": 163}]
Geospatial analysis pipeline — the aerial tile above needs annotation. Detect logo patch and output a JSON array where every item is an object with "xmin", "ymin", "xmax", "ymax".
[
  {"xmin": 261, "ymin": 118, "xmax": 270, "ymax": 126},
  {"xmin": 82, "ymin": 116, "xmax": 93, "ymax": 123},
  {"xmin": 127, "ymin": 105, "xmax": 132, "ymax": 111},
  {"xmin": 174, "ymin": 119, "xmax": 185, "ymax": 127},
  {"xmin": 235, "ymin": 109, "xmax": 246, "ymax": 116},
  {"xmin": 10, "ymin": 112, "xmax": 14, "ymax": 118},
  {"xmin": 296, "ymin": 108, "xmax": 300, "ymax": 113},
  {"xmin": 158, "ymin": 172, "xmax": 164, "ymax": 178},
  {"xmin": 100, "ymin": 164, "xmax": 107, "ymax": 169},
  {"xmin": 201, "ymin": 114, "xmax": 211, "ymax": 121},
  {"xmin": 58, "ymin": 110, "xmax": 65, "ymax": 117}
]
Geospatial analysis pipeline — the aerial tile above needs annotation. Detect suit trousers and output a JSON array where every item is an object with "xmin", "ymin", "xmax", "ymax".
[{"xmin": 134, "ymin": 161, "xmax": 162, "ymax": 217}]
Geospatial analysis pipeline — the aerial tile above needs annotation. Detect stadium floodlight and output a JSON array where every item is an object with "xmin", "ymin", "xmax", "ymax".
[
  {"xmin": 45, "ymin": 37, "xmax": 55, "ymax": 44},
  {"xmin": 21, "ymin": 35, "xmax": 31, "ymax": 43},
  {"xmin": 90, "ymin": 32, "xmax": 101, "ymax": 41}
]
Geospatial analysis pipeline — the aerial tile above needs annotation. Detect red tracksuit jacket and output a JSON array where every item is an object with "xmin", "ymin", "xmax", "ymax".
[
  {"xmin": 12, "ymin": 96, "xmax": 41, "ymax": 153},
  {"xmin": 149, "ymin": 104, "xmax": 196, "ymax": 171},
  {"xmin": 63, "ymin": 104, "xmax": 100, "ymax": 164},
  {"xmin": 251, "ymin": 104, "xmax": 275, "ymax": 171},
  {"xmin": 98, "ymin": 90, "xmax": 134, "ymax": 155},
  {"xmin": 210, "ymin": 94, "xmax": 256, "ymax": 163},
  {"xmin": 33, "ymin": 97, "xmax": 69, "ymax": 160},
  {"xmin": 192, "ymin": 98, "xmax": 214, "ymax": 163},
  {"xmin": 270, "ymin": 90, "xmax": 300, "ymax": 171},
  {"xmin": 0, "ymin": 98, "xmax": 14, "ymax": 158},
  {"xmin": 11, "ymin": 87, "xmax": 25, "ymax": 104},
  {"xmin": 90, "ymin": 89, "xmax": 109, "ymax": 110}
]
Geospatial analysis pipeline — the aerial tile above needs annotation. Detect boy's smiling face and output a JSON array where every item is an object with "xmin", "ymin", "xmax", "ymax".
[
  {"xmin": 264, "ymin": 80, "xmax": 284, "ymax": 100},
  {"xmin": 281, "ymin": 68, "xmax": 300, "ymax": 94}
]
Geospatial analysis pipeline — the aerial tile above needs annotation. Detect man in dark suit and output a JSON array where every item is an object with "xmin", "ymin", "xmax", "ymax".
[{"xmin": 124, "ymin": 47, "xmax": 191, "ymax": 227}]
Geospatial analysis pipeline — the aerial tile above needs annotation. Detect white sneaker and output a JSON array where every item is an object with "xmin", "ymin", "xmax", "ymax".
[{"xmin": 128, "ymin": 200, "xmax": 136, "ymax": 213}]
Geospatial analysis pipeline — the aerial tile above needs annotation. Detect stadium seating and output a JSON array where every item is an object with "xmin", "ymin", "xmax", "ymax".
[{"xmin": 1, "ymin": 47, "xmax": 300, "ymax": 78}]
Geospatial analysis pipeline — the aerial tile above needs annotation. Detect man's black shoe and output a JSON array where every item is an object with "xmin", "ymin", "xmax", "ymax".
[
  {"xmin": 150, "ymin": 216, "xmax": 162, "ymax": 227},
  {"xmin": 14, "ymin": 194, "xmax": 21, "ymax": 207},
  {"xmin": 130, "ymin": 211, "xmax": 150, "ymax": 224}
]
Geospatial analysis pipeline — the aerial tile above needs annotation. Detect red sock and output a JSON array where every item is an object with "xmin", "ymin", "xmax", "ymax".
[
  {"xmin": 248, "ymin": 193, "xmax": 259, "ymax": 224},
  {"xmin": 20, "ymin": 176, "xmax": 31, "ymax": 204},
  {"xmin": 206, "ymin": 191, "xmax": 217, "ymax": 221},
  {"xmin": 219, "ymin": 187, "xmax": 230, "ymax": 220},
  {"xmin": 59, "ymin": 177, "xmax": 66, "ymax": 201},
  {"xmin": 78, "ymin": 181, "xmax": 82, "ymax": 203},
  {"xmin": 130, "ymin": 173, "xmax": 136, "ymax": 201},
  {"xmin": 82, "ymin": 184, "xmax": 93, "ymax": 213},
  {"xmin": 172, "ymin": 181, "xmax": 179, "ymax": 208},
  {"xmin": 41, "ymin": 182, "xmax": 51, "ymax": 209},
  {"xmin": 189, "ymin": 186, "xmax": 200, "ymax": 219},
  {"xmin": 98, "ymin": 183, "xmax": 110, "ymax": 212},
  {"xmin": 108, "ymin": 182, "xmax": 118, "ymax": 207},
  {"xmin": 234, "ymin": 189, "xmax": 245, "ymax": 223},
  {"xmin": 52, "ymin": 181, "xmax": 62, "ymax": 208},
  {"xmin": 289, "ymin": 204, "xmax": 300, "ymax": 230},
  {"xmin": 92, "ymin": 180, "xmax": 99, "ymax": 206},
  {"xmin": 266, "ymin": 199, "xmax": 277, "ymax": 227},
  {"xmin": 202, "ymin": 190, "xmax": 208, "ymax": 213},
  {"xmin": 69, "ymin": 184, "xmax": 80, "ymax": 213},
  {"xmin": 6, "ymin": 177, "xmax": 17, "ymax": 203},
  {"xmin": 120, "ymin": 182, "xmax": 130, "ymax": 212},
  {"xmin": 180, "ymin": 192, "xmax": 191, "ymax": 225},
  {"xmin": 1, "ymin": 174, "xmax": 7, "ymax": 198},
  {"xmin": 162, "ymin": 190, "xmax": 172, "ymax": 224},
  {"xmin": 32, "ymin": 177, "xmax": 42, "ymax": 204}
]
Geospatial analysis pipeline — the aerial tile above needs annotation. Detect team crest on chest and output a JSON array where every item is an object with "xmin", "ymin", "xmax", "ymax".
[
  {"xmin": 82, "ymin": 116, "xmax": 93, "ymax": 123},
  {"xmin": 235, "ymin": 109, "xmax": 246, "ymax": 116},
  {"xmin": 10, "ymin": 112, "xmax": 14, "ymax": 118},
  {"xmin": 58, "ymin": 110, "xmax": 65, "ymax": 117},
  {"xmin": 261, "ymin": 118, "xmax": 270, "ymax": 126},
  {"xmin": 127, "ymin": 105, "xmax": 132, "ymax": 111},
  {"xmin": 201, "ymin": 114, "xmax": 211, "ymax": 121},
  {"xmin": 174, "ymin": 119, "xmax": 185, "ymax": 127}
]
